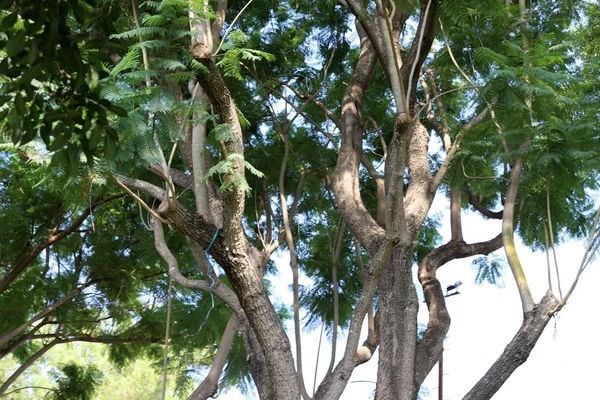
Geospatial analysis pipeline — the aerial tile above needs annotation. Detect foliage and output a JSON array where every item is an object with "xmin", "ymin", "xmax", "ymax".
[
  {"xmin": 472, "ymin": 254, "xmax": 506, "ymax": 287},
  {"xmin": 0, "ymin": 0, "xmax": 126, "ymax": 169},
  {"xmin": 51, "ymin": 363, "xmax": 103, "ymax": 400},
  {"xmin": 1, "ymin": 0, "xmax": 600, "ymax": 398}
]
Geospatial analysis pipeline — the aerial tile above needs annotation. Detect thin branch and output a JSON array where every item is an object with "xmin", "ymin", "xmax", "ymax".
[
  {"xmin": 0, "ymin": 279, "xmax": 101, "ymax": 347},
  {"xmin": 0, "ymin": 319, "xmax": 48, "ymax": 360},
  {"xmin": 376, "ymin": 0, "xmax": 409, "ymax": 119},
  {"xmin": 0, "ymin": 386, "xmax": 57, "ymax": 397},
  {"xmin": 214, "ymin": 0, "xmax": 254, "ymax": 56},
  {"xmin": 131, "ymin": 0, "xmax": 173, "ymax": 204},
  {"xmin": 438, "ymin": 19, "xmax": 509, "ymax": 154},
  {"xmin": 0, "ymin": 338, "xmax": 60, "ymax": 395},
  {"xmin": 327, "ymin": 220, "xmax": 345, "ymax": 375},
  {"xmin": 552, "ymin": 201, "xmax": 600, "ymax": 312},
  {"xmin": 546, "ymin": 179, "xmax": 563, "ymax": 298},
  {"xmin": 114, "ymin": 178, "xmax": 170, "ymax": 224},
  {"xmin": 542, "ymin": 221, "xmax": 554, "ymax": 293},
  {"xmin": 277, "ymin": 127, "xmax": 311, "ymax": 400},
  {"xmin": 161, "ymin": 277, "xmax": 173, "ymax": 400},
  {"xmin": 406, "ymin": 0, "xmax": 434, "ymax": 107},
  {"xmin": 0, "ymin": 195, "xmax": 123, "ymax": 294}
]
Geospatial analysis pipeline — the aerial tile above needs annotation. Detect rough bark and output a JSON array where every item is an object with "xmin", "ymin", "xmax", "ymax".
[
  {"xmin": 463, "ymin": 291, "xmax": 559, "ymax": 400},
  {"xmin": 375, "ymin": 246, "xmax": 417, "ymax": 400},
  {"xmin": 332, "ymin": 26, "xmax": 384, "ymax": 255},
  {"xmin": 151, "ymin": 217, "xmax": 271, "ymax": 399},
  {"xmin": 190, "ymin": 56, "xmax": 299, "ymax": 399}
]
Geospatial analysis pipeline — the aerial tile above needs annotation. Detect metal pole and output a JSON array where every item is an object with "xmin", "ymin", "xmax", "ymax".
[{"xmin": 438, "ymin": 348, "xmax": 444, "ymax": 400}]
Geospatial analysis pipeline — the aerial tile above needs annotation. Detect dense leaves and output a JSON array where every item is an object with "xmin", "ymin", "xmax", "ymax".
[
  {"xmin": 1, "ymin": 0, "xmax": 600, "ymax": 398},
  {"xmin": 0, "ymin": 1, "xmax": 126, "ymax": 168}
]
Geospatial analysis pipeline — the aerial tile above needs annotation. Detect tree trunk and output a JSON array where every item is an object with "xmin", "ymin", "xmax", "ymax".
[{"xmin": 375, "ymin": 246, "xmax": 418, "ymax": 400}]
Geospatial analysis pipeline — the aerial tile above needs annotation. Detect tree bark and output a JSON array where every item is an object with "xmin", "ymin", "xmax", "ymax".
[
  {"xmin": 463, "ymin": 291, "xmax": 558, "ymax": 400},
  {"xmin": 189, "ymin": 56, "xmax": 299, "ymax": 400},
  {"xmin": 375, "ymin": 246, "xmax": 418, "ymax": 400}
]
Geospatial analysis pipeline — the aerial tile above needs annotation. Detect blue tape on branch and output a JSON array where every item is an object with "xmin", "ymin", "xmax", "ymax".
[{"xmin": 205, "ymin": 227, "xmax": 220, "ymax": 254}]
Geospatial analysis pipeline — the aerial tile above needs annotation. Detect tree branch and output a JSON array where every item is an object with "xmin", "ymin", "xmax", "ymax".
[
  {"xmin": 463, "ymin": 291, "xmax": 558, "ymax": 400},
  {"xmin": 0, "ymin": 195, "xmax": 123, "ymax": 294},
  {"xmin": 187, "ymin": 315, "xmax": 239, "ymax": 400},
  {"xmin": 332, "ymin": 26, "xmax": 384, "ymax": 255},
  {"xmin": 414, "ymin": 234, "xmax": 503, "ymax": 389},
  {"xmin": 503, "ymin": 158, "xmax": 535, "ymax": 314}
]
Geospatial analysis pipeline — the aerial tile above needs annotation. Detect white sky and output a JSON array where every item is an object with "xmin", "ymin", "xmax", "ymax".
[{"xmin": 225, "ymin": 192, "xmax": 600, "ymax": 400}]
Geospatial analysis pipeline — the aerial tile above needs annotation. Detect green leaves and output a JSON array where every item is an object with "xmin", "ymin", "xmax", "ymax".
[
  {"xmin": 217, "ymin": 31, "xmax": 275, "ymax": 81},
  {"xmin": 472, "ymin": 255, "xmax": 505, "ymax": 287},
  {"xmin": 205, "ymin": 153, "xmax": 265, "ymax": 196},
  {"xmin": 0, "ymin": 0, "xmax": 125, "ymax": 169},
  {"xmin": 51, "ymin": 364, "xmax": 103, "ymax": 400}
]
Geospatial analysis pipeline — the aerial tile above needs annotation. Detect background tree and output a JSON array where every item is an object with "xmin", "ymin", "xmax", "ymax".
[{"xmin": 1, "ymin": 0, "xmax": 599, "ymax": 399}]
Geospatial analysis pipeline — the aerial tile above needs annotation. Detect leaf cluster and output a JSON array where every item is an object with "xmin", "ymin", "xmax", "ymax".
[{"xmin": 0, "ymin": 0, "xmax": 126, "ymax": 170}]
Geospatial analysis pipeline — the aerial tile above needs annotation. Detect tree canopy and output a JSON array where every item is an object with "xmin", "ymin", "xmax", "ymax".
[{"xmin": 1, "ymin": 0, "xmax": 599, "ymax": 399}]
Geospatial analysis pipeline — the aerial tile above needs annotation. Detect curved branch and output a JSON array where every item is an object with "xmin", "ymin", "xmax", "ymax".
[
  {"xmin": 151, "ymin": 217, "xmax": 241, "ymax": 313},
  {"xmin": 465, "ymin": 188, "xmax": 504, "ymax": 220},
  {"xmin": 333, "ymin": 27, "xmax": 384, "ymax": 255},
  {"xmin": 414, "ymin": 234, "xmax": 503, "ymax": 389}
]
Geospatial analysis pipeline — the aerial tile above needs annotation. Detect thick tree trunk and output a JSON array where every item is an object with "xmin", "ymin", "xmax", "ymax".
[
  {"xmin": 187, "ymin": 55, "xmax": 299, "ymax": 399},
  {"xmin": 375, "ymin": 246, "xmax": 418, "ymax": 400},
  {"xmin": 463, "ymin": 291, "xmax": 558, "ymax": 400}
]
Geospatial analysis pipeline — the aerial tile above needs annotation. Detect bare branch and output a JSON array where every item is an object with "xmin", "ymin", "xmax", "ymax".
[
  {"xmin": 188, "ymin": 315, "xmax": 239, "ymax": 400},
  {"xmin": 502, "ymin": 158, "xmax": 535, "ymax": 314},
  {"xmin": 463, "ymin": 291, "xmax": 558, "ymax": 400}
]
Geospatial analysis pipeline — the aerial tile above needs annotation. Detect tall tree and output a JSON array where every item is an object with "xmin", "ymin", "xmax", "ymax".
[{"xmin": 1, "ymin": 0, "xmax": 599, "ymax": 399}]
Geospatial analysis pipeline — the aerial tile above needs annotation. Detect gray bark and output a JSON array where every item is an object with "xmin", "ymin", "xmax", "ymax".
[{"xmin": 463, "ymin": 291, "xmax": 558, "ymax": 400}]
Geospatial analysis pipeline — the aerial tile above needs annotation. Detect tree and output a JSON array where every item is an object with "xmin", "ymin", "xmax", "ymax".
[{"xmin": 1, "ymin": 0, "xmax": 599, "ymax": 399}]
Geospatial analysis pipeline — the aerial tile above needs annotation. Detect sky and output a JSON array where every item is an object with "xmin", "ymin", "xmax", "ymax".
[{"xmin": 225, "ymin": 192, "xmax": 600, "ymax": 400}]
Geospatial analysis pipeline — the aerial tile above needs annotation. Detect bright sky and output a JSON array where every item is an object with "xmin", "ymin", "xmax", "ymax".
[{"xmin": 225, "ymin": 193, "xmax": 600, "ymax": 400}]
